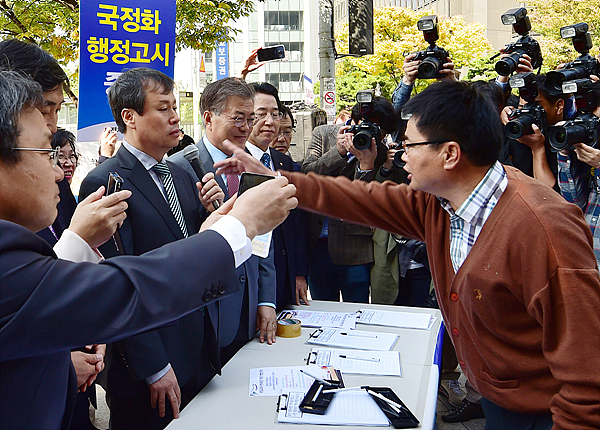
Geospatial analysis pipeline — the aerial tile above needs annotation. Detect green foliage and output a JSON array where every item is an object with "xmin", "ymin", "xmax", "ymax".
[{"xmin": 334, "ymin": 7, "xmax": 496, "ymax": 101}]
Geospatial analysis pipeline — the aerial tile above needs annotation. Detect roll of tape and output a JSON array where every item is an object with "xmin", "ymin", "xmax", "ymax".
[{"xmin": 276, "ymin": 318, "xmax": 302, "ymax": 338}]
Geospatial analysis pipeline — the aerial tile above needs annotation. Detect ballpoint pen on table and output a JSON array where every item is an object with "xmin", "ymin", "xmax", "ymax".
[
  {"xmin": 338, "ymin": 355, "xmax": 380, "ymax": 362},
  {"xmin": 340, "ymin": 332, "xmax": 378, "ymax": 338},
  {"xmin": 365, "ymin": 388, "xmax": 403, "ymax": 414},
  {"xmin": 299, "ymin": 369, "xmax": 334, "ymax": 387}
]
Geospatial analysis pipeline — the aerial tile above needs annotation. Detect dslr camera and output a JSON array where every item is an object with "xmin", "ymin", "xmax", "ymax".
[
  {"xmin": 412, "ymin": 15, "xmax": 450, "ymax": 80},
  {"xmin": 504, "ymin": 72, "xmax": 548, "ymax": 140},
  {"xmin": 546, "ymin": 23, "xmax": 600, "ymax": 96},
  {"xmin": 547, "ymin": 78, "xmax": 600, "ymax": 151},
  {"xmin": 346, "ymin": 90, "xmax": 382, "ymax": 151},
  {"xmin": 496, "ymin": 8, "xmax": 543, "ymax": 77}
]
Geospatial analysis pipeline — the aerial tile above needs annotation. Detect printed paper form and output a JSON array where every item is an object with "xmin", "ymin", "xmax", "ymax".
[
  {"xmin": 309, "ymin": 348, "xmax": 402, "ymax": 376},
  {"xmin": 307, "ymin": 327, "xmax": 398, "ymax": 351},
  {"xmin": 278, "ymin": 309, "xmax": 357, "ymax": 330},
  {"xmin": 358, "ymin": 309, "xmax": 436, "ymax": 330},
  {"xmin": 248, "ymin": 365, "xmax": 328, "ymax": 397},
  {"xmin": 277, "ymin": 390, "xmax": 389, "ymax": 426}
]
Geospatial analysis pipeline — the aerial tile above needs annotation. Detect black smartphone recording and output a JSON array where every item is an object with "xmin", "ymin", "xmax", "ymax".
[
  {"xmin": 106, "ymin": 172, "xmax": 125, "ymax": 254},
  {"xmin": 257, "ymin": 45, "xmax": 286, "ymax": 62},
  {"xmin": 238, "ymin": 172, "xmax": 275, "ymax": 196}
]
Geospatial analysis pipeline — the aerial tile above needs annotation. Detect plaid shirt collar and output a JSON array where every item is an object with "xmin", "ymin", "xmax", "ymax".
[{"xmin": 438, "ymin": 161, "xmax": 508, "ymax": 225}]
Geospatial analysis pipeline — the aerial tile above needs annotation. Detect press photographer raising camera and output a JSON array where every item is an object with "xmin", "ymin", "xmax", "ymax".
[{"xmin": 557, "ymin": 76, "xmax": 600, "ymax": 268}]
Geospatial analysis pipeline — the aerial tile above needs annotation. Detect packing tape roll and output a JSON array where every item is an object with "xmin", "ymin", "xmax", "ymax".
[{"xmin": 276, "ymin": 318, "xmax": 302, "ymax": 338}]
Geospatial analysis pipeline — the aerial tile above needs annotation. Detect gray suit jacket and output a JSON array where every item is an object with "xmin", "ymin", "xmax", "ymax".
[
  {"xmin": 169, "ymin": 139, "xmax": 276, "ymax": 344},
  {"xmin": 301, "ymin": 124, "xmax": 375, "ymax": 265}
]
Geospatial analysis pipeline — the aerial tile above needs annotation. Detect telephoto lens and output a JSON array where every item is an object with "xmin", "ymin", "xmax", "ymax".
[
  {"xmin": 547, "ymin": 113, "xmax": 600, "ymax": 152},
  {"xmin": 495, "ymin": 51, "xmax": 522, "ymax": 76}
]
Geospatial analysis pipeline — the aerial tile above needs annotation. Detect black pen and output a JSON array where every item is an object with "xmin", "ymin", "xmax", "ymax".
[
  {"xmin": 340, "ymin": 332, "xmax": 378, "ymax": 338},
  {"xmin": 339, "ymin": 355, "xmax": 380, "ymax": 362}
]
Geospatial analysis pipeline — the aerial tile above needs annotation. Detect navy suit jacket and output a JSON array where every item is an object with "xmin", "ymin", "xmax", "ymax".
[
  {"xmin": 0, "ymin": 221, "xmax": 238, "ymax": 430},
  {"xmin": 170, "ymin": 139, "xmax": 277, "ymax": 344},
  {"xmin": 268, "ymin": 148, "xmax": 309, "ymax": 307},
  {"xmin": 79, "ymin": 146, "xmax": 217, "ymax": 400}
]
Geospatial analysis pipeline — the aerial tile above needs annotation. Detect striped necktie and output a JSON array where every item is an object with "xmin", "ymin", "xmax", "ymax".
[
  {"xmin": 152, "ymin": 161, "xmax": 189, "ymax": 238},
  {"xmin": 260, "ymin": 152, "xmax": 272, "ymax": 170}
]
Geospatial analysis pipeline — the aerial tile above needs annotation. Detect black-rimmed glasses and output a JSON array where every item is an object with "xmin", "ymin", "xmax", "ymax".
[
  {"xmin": 401, "ymin": 140, "xmax": 448, "ymax": 153},
  {"xmin": 14, "ymin": 147, "xmax": 60, "ymax": 166}
]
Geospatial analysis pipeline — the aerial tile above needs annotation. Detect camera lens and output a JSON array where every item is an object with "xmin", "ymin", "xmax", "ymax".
[
  {"xmin": 495, "ymin": 52, "xmax": 520, "ymax": 77},
  {"xmin": 353, "ymin": 131, "xmax": 372, "ymax": 151},
  {"xmin": 548, "ymin": 123, "xmax": 587, "ymax": 152},
  {"xmin": 505, "ymin": 114, "xmax": 534, "ymax": 140},
  {"xmin": 418, "ymin": 57, "xmax": 442, "ymax": 79},
  {"xmin": 393, "ymin": 149, "xmax": 406, "ymax": 170}
]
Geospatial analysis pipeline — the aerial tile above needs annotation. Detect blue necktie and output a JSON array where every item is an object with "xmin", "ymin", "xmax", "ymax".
[{"xmin": 260, "ymin": 152, "xmax": 271, "ymax": 170}]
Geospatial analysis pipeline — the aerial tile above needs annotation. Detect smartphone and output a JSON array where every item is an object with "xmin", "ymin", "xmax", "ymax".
[
  {"xmin": 105, "ymin": 172, "xmax": 123, "ymax": 196},
  {"xmin": 105, "ymin": 172, "xmax": 125, "ymax": 254},
  {"xmin": 257, "ymin": 45, "xmax": 286, "ymax": 62},
  {"xmin": 238, "ymin": 172, "xmax": 275, "ymax": 196}
]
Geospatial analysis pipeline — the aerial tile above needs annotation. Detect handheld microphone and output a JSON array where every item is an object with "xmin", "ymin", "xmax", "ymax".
[{"xmin": 183, "ymin": 145, "xmax": 220, "ymax": 210}]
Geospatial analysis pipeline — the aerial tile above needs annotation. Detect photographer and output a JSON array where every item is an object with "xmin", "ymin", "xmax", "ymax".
[
  {"xmin": 557, "ymin": 77, "xmax": 600, "ymax": 268},
  {"xmin": 301, "ymin": 95, "xmax": 396, "ymax": 303},
  {"xmin": 500, "ymin": 74, "xmax": 569, "ymax": 190}
]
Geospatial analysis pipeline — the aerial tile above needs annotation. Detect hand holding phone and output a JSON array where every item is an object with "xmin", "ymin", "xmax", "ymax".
[
  {"xmin": 106, "ymin": 172, "xmax": 125, "ymax": 254},
  {"xmin": 238, "ymin": 172, "xmax": 276, "ymax": 196},
  {"xmin": 257, "ymin": 45, "xmax": 286, "ymax": 62}
]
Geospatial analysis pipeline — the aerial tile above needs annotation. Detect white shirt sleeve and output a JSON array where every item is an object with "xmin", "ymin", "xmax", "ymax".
[
  {"xmin": 207, "ymin": 215, "xmax": 253, "ymax": 268},
  {"xmin": 53, "ymin": 229, "xmax": 103, "ymax": 263}
]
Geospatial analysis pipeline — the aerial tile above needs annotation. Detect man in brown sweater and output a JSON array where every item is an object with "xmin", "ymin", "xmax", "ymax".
[{"xmin": 216, "ymin": 80, "xmax": 600, "ymax": 429}]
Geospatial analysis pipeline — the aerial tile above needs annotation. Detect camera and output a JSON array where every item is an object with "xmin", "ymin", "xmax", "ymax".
[
  {"xmin": 495, "ymin": 8, "xmax": 543, "ymax": 77},
  {"xmin": 547, "ymin": 113, "xmax": 600, "ymax": 152},
  {"xmin": 392, "ymin": 148, "xmax": 406, "ymax": 170},
  {"xmin": 546, "ymin": 23, "xmax": 600, "ymax": 95},
  {"xmin": 412, "ymin": 15, "xmax": 450, "ymax": 80},
  {"xmin": 346, "ymin": 90, "xmax": 382, "ymax": 151},
  {"xmin": 504, "ymin": 72, "xmax": 548, "ymax": 139}
]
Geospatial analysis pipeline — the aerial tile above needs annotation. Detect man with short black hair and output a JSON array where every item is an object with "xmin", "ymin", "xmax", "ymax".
[{"xmin": 218, "ymin": 80, "xmax": 600, "ymax": 429}]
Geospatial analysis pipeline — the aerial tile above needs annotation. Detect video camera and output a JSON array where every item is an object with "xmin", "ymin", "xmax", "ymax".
[
  {"xmin": 412, "ymin": 15, "xmax": 450, "ymax": 80},
  {"xmin": 495, "ymin": 8, "xmax": 543, "ymax": 77},
  {"xmin": 346, "ymin": 90, "xmax": 382, "ymax": 151},
  {"xmin": 545, "ymin": 23, "xmax": 600, "ymax": 96},
  {"xmin": 504, "ymin": 72, "xmax": 548, "ymax": 140}
]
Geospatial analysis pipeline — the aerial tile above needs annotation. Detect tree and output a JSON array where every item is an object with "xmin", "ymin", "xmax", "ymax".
[
  {"xmin": 526, "ymin": 0, "xmax": 600, "ymax": 71},
  {"xmin": 333, "ymin": 7, "xmax": 496, "ymax": 105},
  {"xmin": 0, "ymin": 1, "xmax": 259, "ymax": 64}
]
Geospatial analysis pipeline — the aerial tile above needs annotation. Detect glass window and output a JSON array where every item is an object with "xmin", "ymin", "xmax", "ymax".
[
  {"xmin": 264, "ymin": 11, "xmax": 303, "ymax": 31},
  {"xmin": 266, "ymin": 73, "xmax": 280, "ymax": 89}
]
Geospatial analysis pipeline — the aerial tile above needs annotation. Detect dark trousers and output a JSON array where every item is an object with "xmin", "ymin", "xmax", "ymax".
[
  {"xmin": 394, "ymin": 267, "xmax": 432, "ymax": 307},
  {"xmin": 481, "ymin": 398, "xmax": 553, "ymax": 430},
  {"xmin": 308, "ymin": 238, "xmax": 370, "ymax": 303}
]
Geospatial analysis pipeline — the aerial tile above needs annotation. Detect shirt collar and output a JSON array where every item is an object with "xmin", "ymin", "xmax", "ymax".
[
  {"xmin": 202, "ymin": 136, "xmax": 228, "ymax": 164},
  {"xmin": 438, "ymin": 161, "xmax": 507, "ymax": 225},
  {"xmin": 245, "ymin": 141, "xmax": 268, "ymax": 160},
  {"xmin": 121, "ymin": 140, "xmax": 164, "ymax": 170}
]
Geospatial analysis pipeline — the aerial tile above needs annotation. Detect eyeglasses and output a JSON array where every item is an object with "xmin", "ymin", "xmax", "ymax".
[
  {"xmin": 255, "ymin": 111, "xmax": 283, "ymax": 122},
  {"xmin": 277, "ymin": 130, "xmax": 294, "ymax": 138},
  {"xmin": 401, "ymin": 140, "xmax": 448, "ymax": 153},
  {"xmin": 14, "ymin": 147, "xmax": 60, "ymax": 166},
  {"xmin": 58, "ymin": 153, "xmax": 78, "ymax": 164},
  {"xmin": 222, "ymin": 114, "xmax": 255, "ymax": 128}
]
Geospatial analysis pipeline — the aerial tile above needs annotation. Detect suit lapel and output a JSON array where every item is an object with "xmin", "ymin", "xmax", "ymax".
[
  {"xmin": 197, "ymin": 142, "xmax": 229, "ymax": 200},
  {"xmin": 119, "ymin": 147, "xmax": 185, "ymax": 240}
]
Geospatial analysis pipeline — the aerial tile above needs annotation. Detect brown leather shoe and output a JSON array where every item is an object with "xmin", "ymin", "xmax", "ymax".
[{"xmin": 441, "ymin": 399, "xmax": 485, "ymax": 422}]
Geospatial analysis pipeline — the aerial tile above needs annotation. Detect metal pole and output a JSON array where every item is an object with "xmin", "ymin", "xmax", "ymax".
[{"xmin": 319, "ymin": 0, "xmax": 336, "ymax": 123}]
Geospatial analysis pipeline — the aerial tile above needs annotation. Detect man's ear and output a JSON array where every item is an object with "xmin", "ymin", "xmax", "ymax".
[
  {"xmin": 203, "ymin": 111, "xmax": 212, "ymax": 131},
  {"xmin": 555, "ymin": 98, "xmax": 565, "ymax": 117},
  {"xmin": 121, "ymin": 108, "xmax": 135, "ymax": 129},
  {"xmin": 442, "ymin": 141, "xmax": 461, "ymax": 171}
]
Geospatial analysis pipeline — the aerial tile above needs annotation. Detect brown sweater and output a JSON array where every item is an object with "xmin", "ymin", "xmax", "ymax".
[{"xmin": 284, "ymin": 166, "xmax": 600, "ymax": 429}]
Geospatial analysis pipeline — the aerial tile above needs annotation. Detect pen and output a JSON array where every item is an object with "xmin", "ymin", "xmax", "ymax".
[
  {"xmin": 340, "ymin": 332, "xmax": 378, "ymax": 338},
  {"xmin": 339, "ymin": 355, "xmax": 380, "ymax": 362},
  {"xmin": 322, "ymin": 385, "xmax": 365, "ymax": 393},
  {"xmin": 311, "ymin": 384, "xmax": 324, "ymax": 402},
  {"xmin": 299, "ymin": 369, "xmax": 334, "ymax": 387},
  {"xmin": 365, "ymin": 389, "xmax": 403, "ymax": 413}
]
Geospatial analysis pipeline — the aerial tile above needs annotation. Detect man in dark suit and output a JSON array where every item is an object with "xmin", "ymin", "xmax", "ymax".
[
  {"xmin": 245, "ymin": 82, "xmax": 309, "ymax": 309},
  {"xmin": 79, "ymin": 68, "xmax": 225, "ymax": 430},
  {"xmin": 300, "ymin": 97, "xmax": 397, "ymax": 303},
  {"xmin": 170, "ymin": 77, "xmax": 278, "ymax": 357},
  {"xmin": 0, "ymin": 70, "xmax": 297, "ymax": 430}
]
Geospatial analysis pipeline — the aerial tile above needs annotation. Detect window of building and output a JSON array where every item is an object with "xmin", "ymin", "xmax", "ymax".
[{"xmin": 264, "ymin": 11, "xmax": 303, "ymax": 31}]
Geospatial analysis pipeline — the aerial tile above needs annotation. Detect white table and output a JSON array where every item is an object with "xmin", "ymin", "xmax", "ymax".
[{"xmin": 167, "ymin": 301, "xmax": 442, "ymax": 430}]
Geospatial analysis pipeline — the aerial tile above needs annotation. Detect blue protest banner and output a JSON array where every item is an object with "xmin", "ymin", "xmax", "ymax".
[
  {"xmin": 77, "ymin": 1, "xmax": 176, "ymax": 142},
  {"xmin": 215, "ymin": 42, "xmax": 229, "ymax": 81}
]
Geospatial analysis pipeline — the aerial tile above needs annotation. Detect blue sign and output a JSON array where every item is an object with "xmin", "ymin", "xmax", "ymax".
[
  {"xmin": 215, "ymin": 42, "xmax": 229, "ymax": 81},
  {"xmin": 77, "ymin": 1, "xmax": 176, "ymax": 142}
]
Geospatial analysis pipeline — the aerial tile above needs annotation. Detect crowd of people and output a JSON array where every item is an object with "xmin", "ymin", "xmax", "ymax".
[{"xmin": 1, "ymin": 35, "xmax": 600, "ymax": 430}]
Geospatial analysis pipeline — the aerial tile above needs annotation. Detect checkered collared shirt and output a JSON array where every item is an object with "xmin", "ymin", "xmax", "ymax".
[{"xmin": 438, "ymin": 161, "xmax": 508, "ymax": 273}]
